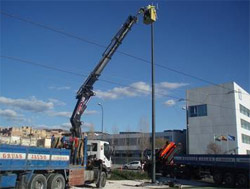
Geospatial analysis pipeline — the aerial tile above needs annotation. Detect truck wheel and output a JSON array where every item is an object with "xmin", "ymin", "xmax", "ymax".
[
  {"xmin": 47, "ymin": 174, "xmax": 65, "ymax": 189},
  {"xmin": 96, "ymin": 172, "xmax": 107, "ymax": 188},
  {"xmin": 46, "ymin": 173, "xmax": 55, "ymax": 181},
  {"xmin": 28, "ymin": 174, "xmax": 47, "ymax": 189},
  {"xmin": 237, "ymin": 173, "xmax": 248, "ymax": 188},
  {"xmin": 224, "ymin": 172, "xmax": 235, "ymax": 187},
  {"xmin": 213, "ymin": 172, "xmax": 223, "ymax": 185}
]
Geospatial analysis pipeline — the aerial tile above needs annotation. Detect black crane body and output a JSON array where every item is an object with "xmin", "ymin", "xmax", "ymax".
[{"xmin": 70, "ymin": 6, "xmax": 156, "ymax": 138}]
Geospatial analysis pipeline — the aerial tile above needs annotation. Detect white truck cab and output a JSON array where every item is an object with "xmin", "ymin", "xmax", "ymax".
[{"xmin": 87, "ymin": 140, "xmax": 112, "ymax": 171}]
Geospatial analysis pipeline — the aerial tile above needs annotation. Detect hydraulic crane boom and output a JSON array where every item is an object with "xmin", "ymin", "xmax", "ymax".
[{"xmin": 70, "ymin": 6, "xmax": 157, "ymax": 137}]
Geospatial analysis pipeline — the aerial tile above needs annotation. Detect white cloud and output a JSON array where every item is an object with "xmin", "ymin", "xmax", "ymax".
[
  {"xmin": 49, "ymin": 86, "xmax": 71, "ymax": 90},
  {"xmin": 49, "ymin": 111, "xmax": 71, "ymax": 118},
  {"xmin": 48, "ymin": 98, "xmax": 66, "ymax": 106},
  {"xmin": 95, "ymin": 82, "xmax": 150, "ymax": 100},
  {"xmin": 35, "ymin": 123, "xmax": 68, "ymax": 130},
  {"xmin": 48, "ymin": 110, "xmax": 97, "ymax": 118},
  {"xmin": 164, "ymin": 99, "xmax": 176, "ymax": 107},
  {"xmin": 156, "ymin": 82, "xmax": 188, "ymax": 89},
  {"xmin": 0, "ymin": 96, "xmax": 53, "ymax": 112},
  {"xmin": 130, "ymin": 82, "xmax": 151, "ymax": 95},
  {"xmin": 85, "ymin": 110, "xmax": 98, "ymax": 115},
  {"xmin": 0, "ymin": 109, "xmax": 17, "ymax": 118},
  {"xmin": 156, "ymin": 82, "xmax": 188, "ymax": 97},
  {"xmin": 95, "ymin": 81, "xmax": 188, "ymax": 100},
  {"xmin": 0, "ymin": 108, "xmax": 25, "ymax": 121},
  {"xmin": 95, "ymin": 90, "xmax": 118, "ymax": 100},
  {"xmin": 36, "ymin": 122, "xmax": 94, "ymax": 130},
  {"xmin": 83, "ymin": 122, "xmax": 94, "ymax": 128}
]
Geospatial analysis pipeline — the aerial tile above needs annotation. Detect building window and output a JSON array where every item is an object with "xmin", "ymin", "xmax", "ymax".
[
  {"xmin": 242, "ymin": 134, "xmax": 250, "ymax": 144},
  {"xmin": 241, "ymin": 119, "xmax": 250, "ymax": 131},
  {"xmin": 188, "ymin": 104, "xmax": 207, "ymax": 117},
  {"xmin": 113, "ymin": 139, "xmax": 118, "ymax": 145},
  {"xmin": 240, "ymin": 104, "xmax": 250, "ymax": 118},
  {"xmin": 129, "ymin": 138, "xmax": 137, "ymax": 145},
  {"xmin": 118, "ymin": 138, "xmax": 126, "ymax": 146}
]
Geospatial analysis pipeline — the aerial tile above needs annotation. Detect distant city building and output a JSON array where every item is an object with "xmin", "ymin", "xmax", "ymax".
[
  {"xmin": 187, "ymin": 82, "xmax": 250, "ymax": 155},
  {"xmin": 0, "ymin": 126, "xmax": 66, "ymax": 139},
  {"xmin": 0, "ymin": 127, "xmax": 11, "ymax": 136},
  {"xmin": 45, "ymin": 129, "xmax": 66, "ymax": 138},
  {"xmin": 0, "ymin": 126, "xmax": 69, "ymax": 147}
]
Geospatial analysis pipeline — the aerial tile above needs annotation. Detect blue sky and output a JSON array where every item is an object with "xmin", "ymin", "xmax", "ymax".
[{"xmin": 0, "ymin": 0, "xmax": 249, "ymax": 133}]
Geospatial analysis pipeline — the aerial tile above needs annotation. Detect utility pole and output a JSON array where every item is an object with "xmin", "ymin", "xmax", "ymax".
[
  {"xmin": 151, "ymin": 21, "xmax": 156, "ymax": 183},
  {"xmin": 143, "ymin": 5, "xmax": 157, "ymax": 184}
]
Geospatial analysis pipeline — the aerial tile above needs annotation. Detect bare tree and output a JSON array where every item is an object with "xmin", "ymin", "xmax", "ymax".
[
  {"xmin": 155, "ymin": 137, "xmax": 166, "ymax": 149},
  {"xmin": 111, "ymin": 125, "xmax": 119, "ymax": 154},
  {"xmin": 206, "ymin": 142, "xmax": 222, "ymax": 154},
  {"xmin": 138, "ymin": 117, "xmax": 150, "ymax": 160},
  {"xmin": 111, "ymin": 125, "xmax": 119, "ymax": 134},
  {"xmin": 87, "ymin": 123, "xmax": 95, "ymax": 140},
  {"xmin": 125, "ymin": 125, "xmax": 131, "ymax": 163}
]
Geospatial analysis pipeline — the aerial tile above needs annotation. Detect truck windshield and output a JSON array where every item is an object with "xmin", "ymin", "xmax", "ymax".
[
  {"xmin": 87, "ymin": 143, "xmax": 97, "ymax": 152},
  {"xmin": 104, "ymin": 143, "xmax": 111, "ymax": 160}
]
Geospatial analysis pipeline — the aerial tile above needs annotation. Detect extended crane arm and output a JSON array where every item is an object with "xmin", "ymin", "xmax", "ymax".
[{"xmin": 70, "ymin": 6, "xmax": 156, "ymax": 137}]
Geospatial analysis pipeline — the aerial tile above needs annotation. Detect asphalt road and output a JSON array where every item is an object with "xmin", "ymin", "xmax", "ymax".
[{"xmin": 72, "ymin": 177, "xmax": 229, "ymax": 188}]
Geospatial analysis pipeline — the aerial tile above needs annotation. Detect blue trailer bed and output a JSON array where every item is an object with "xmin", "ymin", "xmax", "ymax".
[{"xmin": 0, "ymin": 144, "xmax": 70, "ymax": 171}]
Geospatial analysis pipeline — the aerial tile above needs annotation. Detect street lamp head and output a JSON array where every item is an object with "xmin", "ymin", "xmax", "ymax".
[{"xmin": 98, "ymin": 103, "xmax": 102, "ymax": 106}]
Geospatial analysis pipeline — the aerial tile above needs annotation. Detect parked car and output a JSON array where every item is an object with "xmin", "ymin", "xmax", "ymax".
[{"xmin": 123, "ymin": 161, "xmax": 143, "ymax": 170}]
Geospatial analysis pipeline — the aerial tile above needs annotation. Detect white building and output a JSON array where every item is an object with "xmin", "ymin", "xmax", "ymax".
[{"xmin": 187, "ymin": 82, "xmax": 250, "ymax": 155}]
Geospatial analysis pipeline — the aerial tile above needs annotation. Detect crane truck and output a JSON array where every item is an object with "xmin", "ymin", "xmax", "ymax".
[
  {"xmin": 144, "ymin": 141, "xmax": 250, "ymax": 188},
  {"xmin": 0, "ymin": 5, "xmax": 157, "ymax": 189}
]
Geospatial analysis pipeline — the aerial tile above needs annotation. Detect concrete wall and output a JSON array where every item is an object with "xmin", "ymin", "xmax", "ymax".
[{"xmin": 187, "ymin": 82, "xmax": 250, "ymax": 154}]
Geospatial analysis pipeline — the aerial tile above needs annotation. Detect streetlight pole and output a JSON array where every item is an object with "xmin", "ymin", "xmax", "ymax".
[
  {"xmin": 98, "ymin": 103, "xmax": 104, "ymax": 139},
  {"xmin": 185, "ymin": 92, "xmax": 189, "ymax": 155},
  {"xmin": 181, "ymin": 97, "xmax": 189, "ymax": 155},
  {"xmin": 151, "ymin": 21, "xmax": 156, "ymax": 184},
  {"xmin": 182, "ymin": 105, "xmax": 189, "ymax": 155}
]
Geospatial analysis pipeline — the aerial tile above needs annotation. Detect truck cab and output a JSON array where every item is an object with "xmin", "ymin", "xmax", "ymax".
[{"xmin": 87, "ymin": 140, "xmax": 112, "ymax": 175}]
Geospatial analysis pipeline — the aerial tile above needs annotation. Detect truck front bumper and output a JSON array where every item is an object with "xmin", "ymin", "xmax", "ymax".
[{"xmin": 107, "ymin": 168, "xmax": 111, "ymax": 179}]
